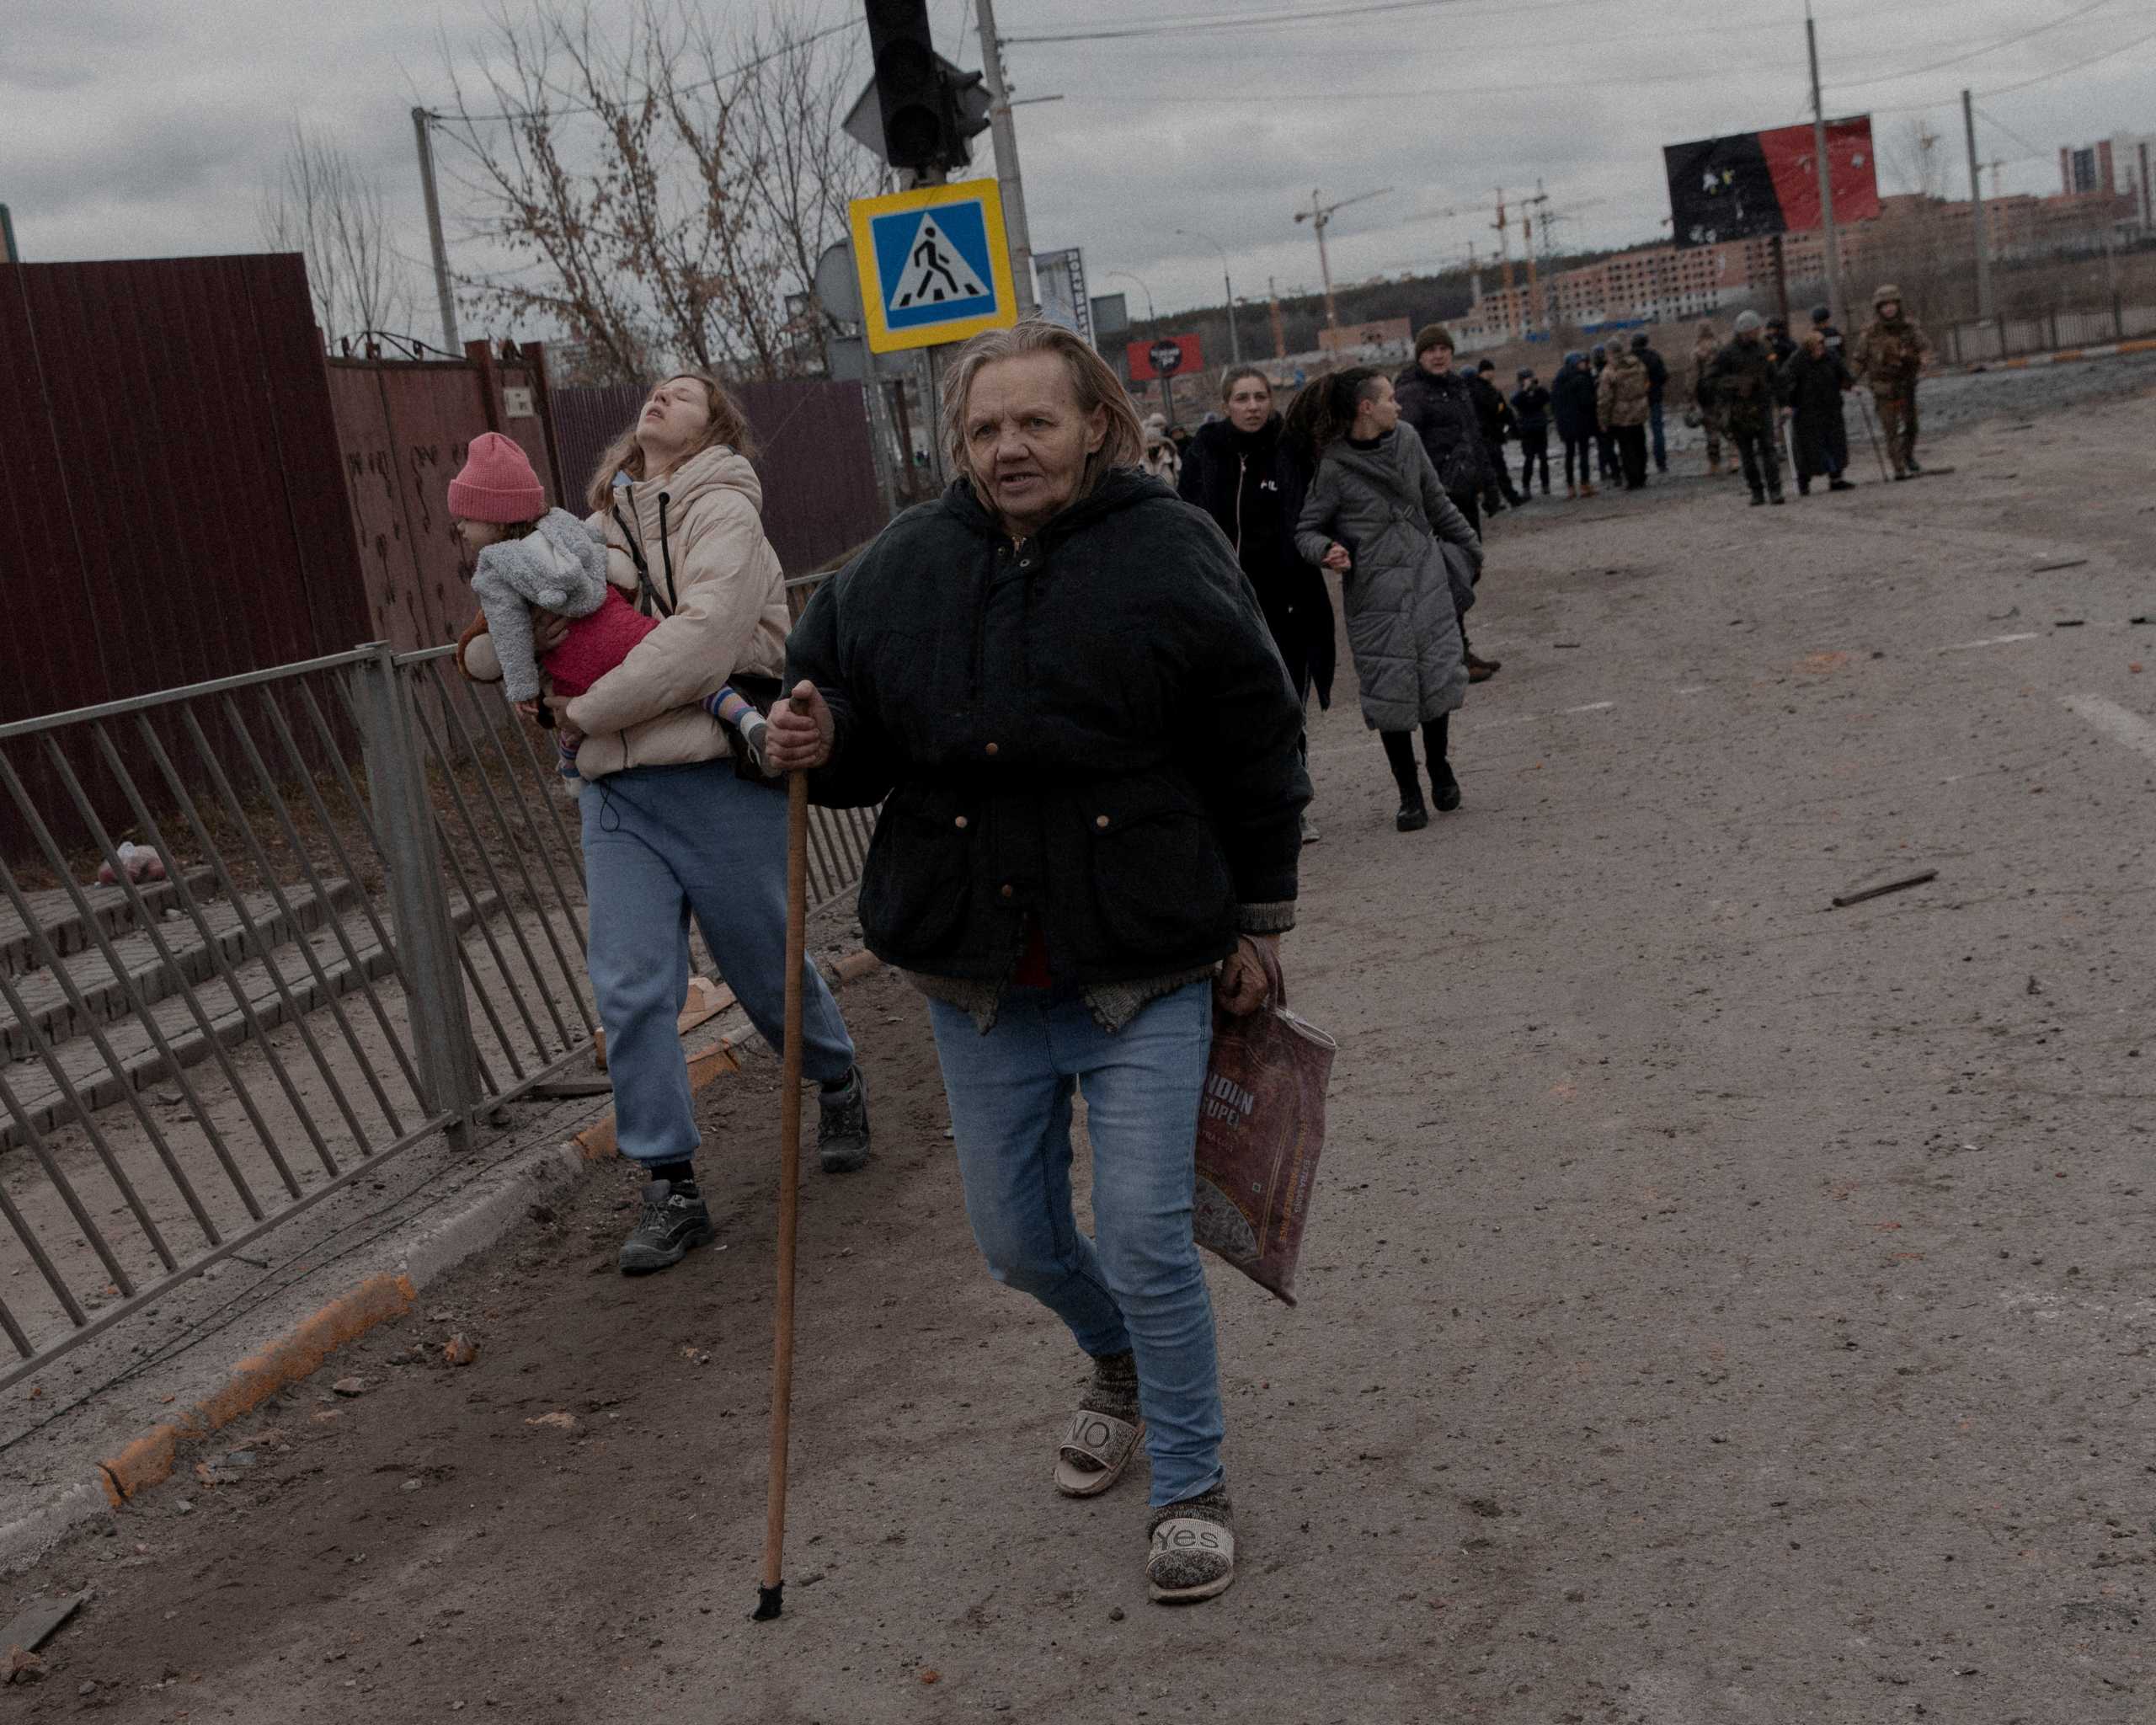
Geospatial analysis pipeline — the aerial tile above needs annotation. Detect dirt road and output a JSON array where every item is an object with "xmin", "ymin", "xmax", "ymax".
[{"xmin": 8, "ymin": 374, "xmax": 2155, "ymax": 1723}]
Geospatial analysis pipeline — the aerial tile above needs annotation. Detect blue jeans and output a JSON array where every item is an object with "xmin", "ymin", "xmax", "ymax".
[
  {"xmin": 581, "ymin": 761, "xmax": 856, "ymax": 1165},
  {"xmin": 1649, "ymin": 399, "xmax": 1668, "ymax": 470},
  {"xmin": 929, "ymin": 981, "xmax": 1222, "ymax": 1509}
]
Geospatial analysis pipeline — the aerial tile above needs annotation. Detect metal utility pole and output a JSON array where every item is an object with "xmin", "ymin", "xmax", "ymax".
[
  {"xmin": 1961, "ymin": 88, "xmax": 1994, "ymax": 322},
  {"xmin": 1294, "ymin": 186, "xmax": 1390, "ymax": 329},
  {"xmin": 1177, "ymin": 227, "xmax": 1239, "ymax": 362},
  {"xmin": 0, "ymin": 204, "xmax": 19, "ymax": 264},
  {"xmin": 411, "ymin": 108, "xmax": 461, "ymax": 354},
  {"xmin": 973, "ymin": 0, "xmax": 1037, "ymax": 316},
  {"xmin": 1806, "ymin": 8, "xmax": 1844, "ymax": 334}
]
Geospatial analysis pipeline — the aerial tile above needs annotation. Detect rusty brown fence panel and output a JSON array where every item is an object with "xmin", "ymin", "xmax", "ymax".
[
  {"xmin": 0, "ymin": 254, "xmax": 373, "ymax": 861},
  {"xmin": 552, "ymin": 377, "xmax": 887, "ymax": 574}
]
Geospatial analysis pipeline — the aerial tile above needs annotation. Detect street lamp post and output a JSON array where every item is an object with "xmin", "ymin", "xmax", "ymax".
[
  {"xmin": 1176, "ymin": 227, "xmax": 1240, "ymax": 364},
  {"xmin": 1107, "ymin": 270, "xmax": 1156, "ymax": 324}
]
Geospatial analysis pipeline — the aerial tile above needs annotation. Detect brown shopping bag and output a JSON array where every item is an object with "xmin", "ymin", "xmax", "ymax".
[{"xmin": 1192, "ymin": 945, "xmax": 1337, "ymax": 1306}]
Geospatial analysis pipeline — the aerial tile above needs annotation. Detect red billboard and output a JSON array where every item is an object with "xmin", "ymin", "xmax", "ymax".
[
  {"xmin": 1664, "ymin": 117, "xmax": 1881, "ymax": 247},
  {"xmin": 1126, "ymin": 334, "xmax": 1202, "ymax": 381}
]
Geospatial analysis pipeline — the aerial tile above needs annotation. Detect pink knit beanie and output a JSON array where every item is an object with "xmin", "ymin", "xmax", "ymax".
[{"xmin": 447, "ymin": 432, "xmax": 547, "ymax": 524}]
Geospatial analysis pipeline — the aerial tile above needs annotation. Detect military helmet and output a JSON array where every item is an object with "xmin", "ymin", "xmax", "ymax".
[
  {"xmin": 1810, "ymin": 304, "xmax": 1831, "ymax": 324},
  {"xmin": 1733, "ymin": 310, "xmax": 1764, "ymax": 334},
  {"xmin": 1872, "ymin": 283, "xmax": 1902, "ymax": 307}
]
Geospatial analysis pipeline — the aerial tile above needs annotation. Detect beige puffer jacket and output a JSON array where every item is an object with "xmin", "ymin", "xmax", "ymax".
[{"xmin": 459, "ymin": 446, "xmax": 789, "ymax": 782}]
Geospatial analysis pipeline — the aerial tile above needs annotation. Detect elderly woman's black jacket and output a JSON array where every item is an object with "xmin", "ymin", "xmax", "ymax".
[{"xmin": 787, "ymin": 468, "xmax": 1309, "ymax": 987}]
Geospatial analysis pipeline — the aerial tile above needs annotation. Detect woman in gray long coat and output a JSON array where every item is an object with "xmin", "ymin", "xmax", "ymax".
[{"xmin": 1289, "ymin": 367, "xmax": 1481, "ymax": 831}]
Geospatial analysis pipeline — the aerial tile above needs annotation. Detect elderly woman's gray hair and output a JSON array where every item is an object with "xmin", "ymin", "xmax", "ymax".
[{"xmin": 941, "ymin": 320, "xmax": 1146, "ymax": 496}]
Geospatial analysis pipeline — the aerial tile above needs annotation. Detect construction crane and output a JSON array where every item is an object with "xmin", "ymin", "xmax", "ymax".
[{"xmin": 1294, "ymin": 187, "xmax": 1391, "ymax": 329}]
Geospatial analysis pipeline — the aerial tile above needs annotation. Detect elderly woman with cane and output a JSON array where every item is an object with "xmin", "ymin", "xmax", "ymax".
[{"xmin": 768, "ymin": 320, "xmax": 1309, "ymax": 1605}]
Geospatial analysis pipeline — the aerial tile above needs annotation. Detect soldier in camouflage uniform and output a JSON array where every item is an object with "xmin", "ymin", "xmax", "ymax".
[
  {"xmin": 1849, "ymin": 283, "xmax": 1934, "ymax": 479},
  {"xmin": 1595, "ymin": 340, "xmax": 1653, "ymax": 489},
  {"xmin": 1702, "ymin": 311, "xmax": 1785, "ymax": 505}
]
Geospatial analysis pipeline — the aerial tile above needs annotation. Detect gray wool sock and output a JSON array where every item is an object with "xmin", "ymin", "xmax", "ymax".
[
  {"xmin": 1147, "ymin": 1483, "xmax": 1235, "ymax": 1594},
  {"xmin": 1077, "ymin": 1349, "xmax": 1139, "ymax": 1423}
]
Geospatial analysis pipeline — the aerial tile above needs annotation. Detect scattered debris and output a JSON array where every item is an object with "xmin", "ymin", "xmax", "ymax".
[
  {"xmin": 1553, "ymin": 641, "xmax": 1582, "ymax": 649},
  {"xmin": 2027, "ymin": 975, "xmax": 2043, "ymax": 996},
  {"xmin": 1831, "ymin": 869, "xmax": 1939, "ymax": 910},
  {"xmin": 0, "ymin": 1593, "xmax": 88, "ymax": 1669},
  {"xmin": 524, "ymin": 1411, "xmax": 579, "ymax": 1434},
  {"xmin": 1986, "ymin": 606, "xmax": 2020, "ymax": 621},
  {"xmin": 332, "ymin": 1376, "xmax": 367, "ymax": 1397},
  {"xmin": 2053, "ymin": 618, "xmax": 2085, "ymax": 628},
  {"xmin": 2032, "ymin": 558, "xmax": 2088, "ymax": 573},
  {"xmin": 442, "ymin": 1334, "xmax": 478, "ymax": 1368},
  {"xmin": 4, "ymin": 1648, "xmax": 45, "ymax": 1685}
]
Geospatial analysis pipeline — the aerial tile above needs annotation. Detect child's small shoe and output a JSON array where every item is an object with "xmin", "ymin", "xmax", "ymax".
[{"xmin": 735, "ymin": 710, "xmax": 773, "ymax": 777}]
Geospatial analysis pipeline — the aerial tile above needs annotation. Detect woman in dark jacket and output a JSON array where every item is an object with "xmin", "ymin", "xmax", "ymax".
[
  {"xmin": 773, "ymin": 321, "xmax": 1308, "ymax": 1608},
  {"xmin": 1549, "ymin": 352, "xmax": 1600, "ymax": 499},
  {"xmin": 1780, "ymin": 328, "xmax": 1856, "ymax": 495},
  {"xmin": 1392, "ymin": 323, "xmax": 1501, "ymax": 681},
  {"xmin": 1179, "ymin": 366, "xmax": 1337, "ymax": 841}
]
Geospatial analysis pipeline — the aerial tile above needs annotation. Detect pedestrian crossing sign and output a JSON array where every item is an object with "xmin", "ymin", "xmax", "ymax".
[{"xmin": 850, "ymin": 179, "xmax": 1019, "ymax": 354}]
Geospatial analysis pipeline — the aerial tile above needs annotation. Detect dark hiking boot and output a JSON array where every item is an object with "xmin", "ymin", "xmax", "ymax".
[
  {"xmin": 1769, "ymin": 491, "xmax": 1785, "ymax": 505},
  {"xmin": 1796, "ymin": 479, "xmax": 1811, "ymax": 496},
  {"xmin": 1828, "ymin": 478, "xmax": 1855, "ymax": 492},
  {"xmin": 1465, "ymin": 652, "xmax": 1502, "ymax": 682},
  {"xmin": 1396, "ymin": 793, "xmax": 1429, "ymax": 833},
  {"xmin": 1748, "ymin": 491, "xmax": 1766, "ymax": 505},
  {"xmin": 1431, "ymin": 766, "xmax": 1462, "ymax": 814},
  {"xmin": 1904, "ymin": 458, "xmax": 1924, "ymax": 475},
  {"xmin": 619, "ymin": 1179, "xmax": 715, "ymax": 1274},
  {"xmin": 817, "ymin": 1065, "xmax": 872, "ymax": 1173}
]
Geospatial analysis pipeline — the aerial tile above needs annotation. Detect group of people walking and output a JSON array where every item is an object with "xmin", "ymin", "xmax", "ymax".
[
  {"xmin": 443, "ymin": 270, "xmax": 1936, "ymax": 1614},
  {"xmin": 1689, "ymin": 285, "xmax": 1935, "ymax": 503},
  {"xmin": 446, "ymin": 303, "xmax": 1521, "ymax": 1611}
]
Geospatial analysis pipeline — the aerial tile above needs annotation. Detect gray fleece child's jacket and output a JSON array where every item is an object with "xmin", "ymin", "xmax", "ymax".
[{"xmin": 468, "ymin": 508, "xmax": 611, "ymax": 702}]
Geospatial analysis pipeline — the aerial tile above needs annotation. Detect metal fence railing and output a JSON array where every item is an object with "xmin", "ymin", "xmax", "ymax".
[{"xmin": 0, "ymin": 575, "xmax": 876, "ymax": 1384}]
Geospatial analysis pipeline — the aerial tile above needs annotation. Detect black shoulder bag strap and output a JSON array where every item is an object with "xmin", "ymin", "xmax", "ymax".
[{"xmin": 609, "ymin": 493, "xmax": 675, "ymax": 620}]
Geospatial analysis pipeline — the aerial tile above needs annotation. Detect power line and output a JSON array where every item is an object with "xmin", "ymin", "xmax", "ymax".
[
  {"xmin": 1868, "ymin": 21, "xmax": 2156, "ymax": 111},
  {"xmin": 429, "ymin": 17, "xmax": 857, "ymax": 128},
  {"xmin": 1972, "ymin": 106, "xmax": 2050, "ymax": 162},
  {"xmin": 1821, "ymin": 0, "xmax": 2118, "ymax": 91},
  {"xmin": 1006, "ymin": 0, "xmax": 1933, "ymax": 47}
]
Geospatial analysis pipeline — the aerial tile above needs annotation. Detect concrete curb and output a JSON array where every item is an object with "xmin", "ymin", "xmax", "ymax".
[
  {"xmin": 0, "ymin": 948, "xmax": 884, "ymax": 1571},
  {"xmin": 1956, "ymin": 335, "xmax": 2156, "ymax": 375}
]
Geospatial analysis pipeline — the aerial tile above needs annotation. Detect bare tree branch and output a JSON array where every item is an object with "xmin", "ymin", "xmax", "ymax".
[
  {"xmin": 431, "ymin": 0, "xmax": 871, "ymax": 385},
  {"xmin": 257, "ymin": 125, "xmax": 416, "ymax": 349}
]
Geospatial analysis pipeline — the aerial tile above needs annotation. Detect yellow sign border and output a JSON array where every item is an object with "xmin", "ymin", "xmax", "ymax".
[{"xmin": 850, "ymin": 179, "xmax": 1019, "ymax": 355}]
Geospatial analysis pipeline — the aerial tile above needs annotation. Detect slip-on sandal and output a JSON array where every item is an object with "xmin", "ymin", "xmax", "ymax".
[
  {"xmin": 1053, "ymin": 1408, "xmax": 1144, "ymax": 1498},
  {"xmin": 1146, "ymin": 1508, "xmax": 1236, "ymax": 1604}
]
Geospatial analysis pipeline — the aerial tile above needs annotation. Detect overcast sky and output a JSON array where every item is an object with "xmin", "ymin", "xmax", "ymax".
[{"xmin": 6, "ymin": 0, "xmax": 2151, "ymax": 334}]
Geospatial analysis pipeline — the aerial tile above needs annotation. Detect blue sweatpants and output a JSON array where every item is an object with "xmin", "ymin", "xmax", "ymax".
[{"xmin": 580, "ymin": 760, "xmax": 856, "ymax": 1165}]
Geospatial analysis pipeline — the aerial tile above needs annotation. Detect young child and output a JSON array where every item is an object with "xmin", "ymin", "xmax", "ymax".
[{"xmin": 448, "ymin": 433, "xmax": 771, "ymax": 782}]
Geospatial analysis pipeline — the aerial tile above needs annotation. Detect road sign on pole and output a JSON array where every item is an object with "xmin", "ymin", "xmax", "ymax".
[{"xmin": 850, "ymin": 179, "xmax": 1018, "ymax": 354}]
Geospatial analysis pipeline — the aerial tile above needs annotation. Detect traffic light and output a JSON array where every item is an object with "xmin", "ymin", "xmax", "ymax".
[
  {"xmin": 945, "ymin": 67, "xmax": 992, "ymax": 168},
  {"xmin": 865, "ymin": 0, "xmax": 944, "ymax": 172},
  {"xmin": 864, "ymin": 1, "xmax": 996, "ymax": 174}
]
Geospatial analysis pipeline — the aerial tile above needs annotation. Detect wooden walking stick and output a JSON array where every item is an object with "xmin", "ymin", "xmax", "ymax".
[
  {"xmin": 753, "ymin": 693, "xmax": 812, "ymax": 1623},
  {"xmin": 1855, "ymin": 391, "xmax": 1891, "ymax": 483}
]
